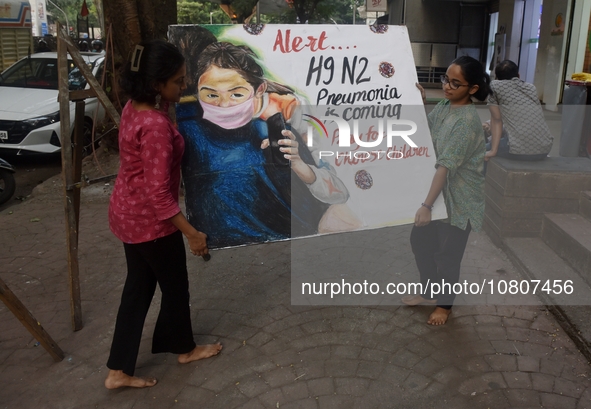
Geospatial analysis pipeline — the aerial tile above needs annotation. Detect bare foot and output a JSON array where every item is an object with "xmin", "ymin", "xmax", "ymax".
[
  {"xmin": 178, "ymin": 343, "xmax": 222, "ymax": 364},
  {"xmin": 104, "ymin": 370, "xmax": 157, "ymax": 389},
  {"xmin": 427, "ymin": 307, "xmax": 452, "ymax": 326},
  {"xmin": 401, "ymin": 295, "xmax": 437, "ymax": 306}
]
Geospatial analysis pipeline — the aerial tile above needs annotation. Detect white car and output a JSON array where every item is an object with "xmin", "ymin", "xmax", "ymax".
[{"xmin": 0, "ymin": 52, "xmax": 105, "ymax": 155}]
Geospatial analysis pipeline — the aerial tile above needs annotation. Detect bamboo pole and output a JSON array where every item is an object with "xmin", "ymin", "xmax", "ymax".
[
  {"xmin": 0, "ymin": 277, "xmax": 64, "ymax": 362},
  {"xmin": 57, "ymin": 25, "xmax": 83, "ymax": 331}
]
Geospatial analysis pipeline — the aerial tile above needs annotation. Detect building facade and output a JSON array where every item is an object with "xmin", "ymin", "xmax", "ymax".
[{"xmin": 390, "ymin": 0, "xmax": 591, "ymax": 110}]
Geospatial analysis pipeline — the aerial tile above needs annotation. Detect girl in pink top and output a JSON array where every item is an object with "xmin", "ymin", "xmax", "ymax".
[{"xmin": 105, "ymin": 40, "xmax": 222, "ymax": 390}]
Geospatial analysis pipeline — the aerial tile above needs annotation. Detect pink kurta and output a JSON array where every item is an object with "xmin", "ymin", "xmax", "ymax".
[{"xmin": 109, "ymin": 101, "xmax": 185, "ymax": 243}]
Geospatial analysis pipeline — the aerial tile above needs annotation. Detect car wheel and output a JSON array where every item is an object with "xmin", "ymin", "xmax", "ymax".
[{"xmin": 0, "ymin": 169, "xmax": 16, "ymax": 205}]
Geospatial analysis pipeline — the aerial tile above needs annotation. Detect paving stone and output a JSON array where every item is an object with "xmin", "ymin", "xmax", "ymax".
[
  {"xmin": 405, "ymin": 322, "xmax": 434, "ymax": 337},
  {"xmin": 531, "ymin": 372, "xmax": 556, "ymax": 393},
  {"xmin": 389, "ymin": 348, "xmax": 423, "ymax": 368},
  {"xmin": 246, "ymin": 356, "xmax": 278, "ymax": 373},
  {"xmin": 359, "ymin": 348, "xmax": 392, "ymax": 363},
  {"xmin": 324, "ymin": 359, "xmax": 358, "ymax": 377},
  {"xmin": 458, "ymin": 372, "xmax": 508, "ymax": 395},
  {"xmin": 262, "ymin": 367, "xmax": 298, "ymax": 388},
  {"xmin": 307, "ymin": 378, "xmax": 334, "ymax": 397},
  {"xmin": 204, "ymin": 385, "xmax": 250, "ymax": 409},
  {"xmin": 513, "ymin": 309, "xmax": 538, "ymax": 321},
  {"xmin": 316, "ymin": 395, "xmax": 355, "ymax": 409},
  {"xmin": 485, "ymin": 354, "xmax": 517, "ymax": 372},
  {"xmin": 475, "ymin": 325, "xmax": 508, "ymax": 341},
  {"xmin": 236, "ymin": 374, "xmax": 271, "ymax": 398},
  {"xmin": 270, "ymin": 351, "xmax": 302, "ymax": 367},
  {"xmin": 473, "ymin": 315, "xmax": 503, "ymax": 325},
  {"xmin": 503, "ymin": 389, "xmax": 541, "ymax": 407},
  {"xmin": 450, "ymin": 325, "xmax": 478, "ymax": 340},
  {"xmin": 517, "ymin": 356, "xmax": 540, "ymax": 373},
  {"xmin": 342, "ymin": 307, "xmax": 371, "ymax": 320},
  {"xmin": 233, "ymin": 345, "xmax": 266, "ymax": 362},
  {"xmin": 540, "ymin": 392, "xmax": 578, "ymax": 409},
  {"xmin": 402, "ymin": 371, "xmax": 431, "ymax": 392},
  {"xmin": 431, "ymin": 366, "xmax": 464, "ymax": 385},
  {"xmin": 554, "ymin": 378, "xmax": 586, "ymax": 398},
  {"xmin": 200, "ymin": 366, "xmax": 252, "ymax": 393},
  {"xmin": 411, "ymin": 356, "xmax": 445, "ymax": 377},
  {"xmin": 335, "ymin": 378, "xmax": 370, "ymax": 397},
  {"xmin": 501, "ymin": 372, "xmax": 532, "ymax": 389},
  {"xmin": 291, "ymin": 361, "xmax": 325, "ymax": 380},
  {"xmin": 259, "ymin": 339, "xmax": 289, "ymax": 356},
  {"xmin": 561, "ymin": 360, "xmax": 591, "ymax": 381},
  {"xmin": 502, "ymin": 317, "xmax": 533, "ymax": 329},
  {"xmin": 300, "ymin": 320, "xmax": 331, "ymax": 335},
  {"xmin": 247, "ymin": 332, "xmax": 275, "ymax": 347},
  {"xmin": 319, "ymin": 308, "xmax": 343, "ymax": 320},
  {"xmin": 297, "ymin": 346, "xmax": 331, "ymax": 362},
  {"xmin": 540, "ymin": 358, "xmax": 566, "ymax": 377},
  {"xmin": 279, "ymin": 398, "xmax": 318, "ymax": 409},
  {"xmin": 281, "ymin": 382, "xmax": 309, "ymax": 400},
  {"xmin": 372, "ymin": 322, "xmax": 397, "ymax": 335},
  {"xmin": 331, "ymin": 345, "xmax": 362, "ymax": 359},
  {"xmin": 257, "ymin": 389, "xmax": 285, "ymax": 408},
  {"xmin": 381, "ymin": 364, "xmax": 412, "ymax": 384},
  {"xmin": 453, "ymin": 316, "xmax": 478, "ymax": 326},
  {"xmin": 236, "ymin": 400, "xmax": 266, "ymax": 409},
  {"xmin": 507, "ymin": 327, "xmax": 553, "ymax": 346},
  {"xmin": 457, "ymin": 356, "xmax": 492, "ymax": 373},
  {"xmin": 576, "ymin": 389, "xmax": 591, "ymax": 409},
  {"xmin": 356, "ymin": 361, "xmax": 384, "ymax": 380}
]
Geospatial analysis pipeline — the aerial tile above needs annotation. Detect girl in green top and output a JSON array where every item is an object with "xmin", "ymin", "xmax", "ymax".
[{"xmin": 403, "ymin": 56, "xmax": 491, "ymax": 325}]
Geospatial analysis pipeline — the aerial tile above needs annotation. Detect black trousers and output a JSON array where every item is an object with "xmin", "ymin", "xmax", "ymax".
[
  {"xmin": 107, "ymin": 230, "xmax": 196, "ymax": 376},
  {"xmin": 410, "ymin": 220, "xmax": 471, "ymax": 309}
]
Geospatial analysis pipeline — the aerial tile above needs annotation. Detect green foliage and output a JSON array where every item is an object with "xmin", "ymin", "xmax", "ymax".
[
  {"xmin": 263, "ymin": 0, "xmax": 363, "ymax": 24},
  {"xmin": 176, "ymin": 0, "xmax": 364, "ymax": 25},
  {"xmin": 227, "ymin": 0, "xmax": 258, "ymax": 20},
  {"xmin": 177, "ymin": 2, "xmax": 232, "ymax": 24}
]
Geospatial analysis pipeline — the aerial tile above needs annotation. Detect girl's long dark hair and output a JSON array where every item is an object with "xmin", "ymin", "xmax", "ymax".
[
  {"xmin": 452, "ymin": 56, "xmax": 492, "ymax": 101},
  {"xmin": 119, "ymin": 40, "xmax": 185, "ymax": 103}
]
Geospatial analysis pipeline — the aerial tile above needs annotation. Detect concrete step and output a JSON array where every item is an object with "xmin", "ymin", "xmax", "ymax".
[
  {"xmin": 580, "ymin": 191, "xmax": 591, "ymax": 221},
  {"xmin": 504, "ymin": 237, "xmax": 591, "ymax": 360},
  {"xmin": 541, "ymin": 213, "xmax": 591, "ymax": 283}
]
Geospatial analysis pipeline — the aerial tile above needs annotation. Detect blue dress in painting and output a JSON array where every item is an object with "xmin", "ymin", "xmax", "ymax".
[{"xmin": 177, "ymin": 101, "xmax": 334, "ymax": 248}]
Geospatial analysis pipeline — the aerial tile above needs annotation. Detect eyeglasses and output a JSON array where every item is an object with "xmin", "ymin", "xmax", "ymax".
[{"xmin": 440, "ymin": 75, "xmax": 470, "ymax": 90}]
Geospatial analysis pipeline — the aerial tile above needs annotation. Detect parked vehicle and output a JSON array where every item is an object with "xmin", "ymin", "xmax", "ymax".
[
  {"xmin": 0, "ymin": 0, "xmax": 33, "ymax": 72},
  {"xmin": 0, "ymin": 52, "xmax": 105, "ymax": 155},
  {"xmin": 0, "ymin": 157, "xmax": 16, "ymax": 205}
]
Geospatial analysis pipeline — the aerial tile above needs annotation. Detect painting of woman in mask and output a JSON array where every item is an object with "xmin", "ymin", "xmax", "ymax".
[{"xmin": 176, "ymin": 42, "xmax": 361, "ymax": 248}]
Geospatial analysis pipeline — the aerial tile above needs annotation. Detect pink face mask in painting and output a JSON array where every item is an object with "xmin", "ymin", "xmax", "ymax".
[{"xmin": 200, "ymin": 98, "xmax": 256, "ymax": 129}]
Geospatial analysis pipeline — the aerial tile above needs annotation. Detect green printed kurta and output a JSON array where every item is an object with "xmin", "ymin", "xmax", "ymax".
[{"xmin": 427, "ymin": 99, "xmax": 485, "ymax": 231}]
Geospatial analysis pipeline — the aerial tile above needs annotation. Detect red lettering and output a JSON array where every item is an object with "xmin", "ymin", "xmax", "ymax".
[
  {"xmin": 293, "ymin": 36, "xmax": 303, "ymax": 52},
  {"xmin": 285, "ymin": 29, "xmax": 292, "ymax": 52},
  {"xmin": 331, "ymin": 129, "xmax": 339, "ymax": 146},
  {"xmin": 273, "ymin": 29, "xmax": 330, "ymax": 54},
  {"xmin": 273, "ymin": 30, "xmax": 286, "ymax": 53},
  {"xmin": 316, "ymin": 31, "xmax": 329, "ymax": 51}
]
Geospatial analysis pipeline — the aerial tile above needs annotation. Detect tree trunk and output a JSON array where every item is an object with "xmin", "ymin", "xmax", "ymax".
[
  {"xmin": 101, "ymin": 0, "xmax": 177, "ymax": 148},
  {"xmin": 103, "ymin": 0, "xmax": 176, "ymax": 63}
]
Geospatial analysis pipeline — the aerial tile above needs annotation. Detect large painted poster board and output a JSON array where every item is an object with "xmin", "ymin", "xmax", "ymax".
[{"xmin": 169, "ymin": 24, "xmax": 446, "ymax": 249}]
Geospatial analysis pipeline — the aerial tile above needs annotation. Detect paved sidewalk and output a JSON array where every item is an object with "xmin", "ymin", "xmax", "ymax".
[{"xmin": 1, "ymin": 180, "xmax": 591, "ymax": 408}]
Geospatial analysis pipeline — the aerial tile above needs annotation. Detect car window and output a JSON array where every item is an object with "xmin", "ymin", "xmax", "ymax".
[{"xmin": 0, "ymin": 58, "xmax": 95, "ymax": 91}]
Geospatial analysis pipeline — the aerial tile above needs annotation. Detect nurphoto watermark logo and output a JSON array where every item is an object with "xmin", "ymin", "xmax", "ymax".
[{"xmin": 302, "ymin": 104, "xmax": 419, "ymax": 161}]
